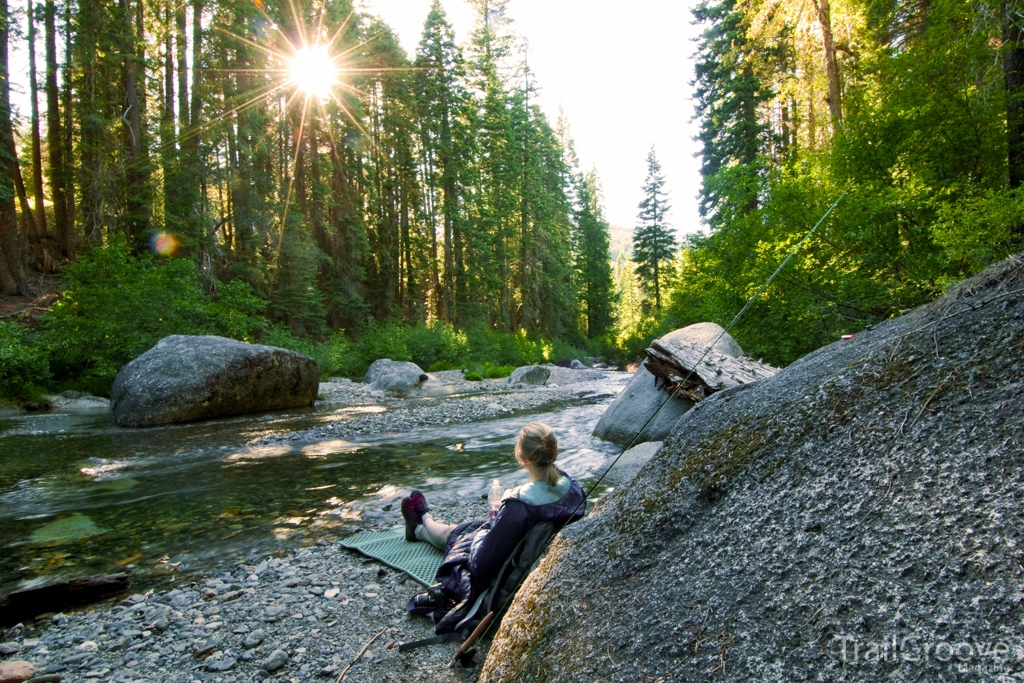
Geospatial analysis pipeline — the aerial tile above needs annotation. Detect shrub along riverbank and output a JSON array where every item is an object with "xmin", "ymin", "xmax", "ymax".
[{"xmin": 0, "ymin": 239, "xmax": 600, "ymax": 403}]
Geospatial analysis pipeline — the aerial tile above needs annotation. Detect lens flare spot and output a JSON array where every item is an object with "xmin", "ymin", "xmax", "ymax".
[
  {"xmin": 288, "ymin": 44, "xmax": 339, "ymax": 100},
  {"xmin": 151, "ymin": 232, "xmax": 178, "ymax": 256}
]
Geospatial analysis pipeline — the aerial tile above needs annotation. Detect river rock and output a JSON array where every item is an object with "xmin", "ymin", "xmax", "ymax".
[
  {"xmin": 363, "ymin": 359, "xmax": 428, "ymax": 397},
  {"xmin": 569, "ymin": 359, "xmax": 587, "ymax": 369},
  {"xmin": 260, "ymin": 649, "xmax": 288, "ymax": 673},
  {"xmin": 0, "ymin": 661, "xmax": 34, "ymax": 683},
  {"xmin": 244, "ymin": 630, "xmax": 265, "ymax": 648},
  {"xmin": 206, "ymin": 656, "xmax": 236, "ymax": 672},
  {"xmin": 507, "ymin": 365, "xmax": 550, "ymax": 386},
  {"xmin": 592, "ymin": 362, "xmax": 693, "ymax": 445},
  {"xmin": 592, "ymin": 323, "xmax": 746, "ymax": 445},
  {"xmin": 111, "ymin": 335, "xmax": 319, "ymax": 427}
]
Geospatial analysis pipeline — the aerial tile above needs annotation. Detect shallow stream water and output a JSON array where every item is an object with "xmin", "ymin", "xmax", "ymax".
[{"xmin": 0, "ymin": 374, "xmax": 629, "ymax": 596}]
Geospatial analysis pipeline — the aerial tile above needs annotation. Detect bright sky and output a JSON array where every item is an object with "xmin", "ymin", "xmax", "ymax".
[{"xmin": 358, "ymin": 0, "xmax": 704, "ymax": 237}]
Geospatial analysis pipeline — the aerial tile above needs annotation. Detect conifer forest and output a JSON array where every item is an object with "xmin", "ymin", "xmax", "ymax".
[{"xmin": 0, "ymin": 0, "xmax": 1022, "ymax": 399}]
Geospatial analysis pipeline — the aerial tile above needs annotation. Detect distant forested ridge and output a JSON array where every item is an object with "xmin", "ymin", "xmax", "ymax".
[{"xmin": 653, "ymin": 0, "xmax": 1024, "ymax": 365}]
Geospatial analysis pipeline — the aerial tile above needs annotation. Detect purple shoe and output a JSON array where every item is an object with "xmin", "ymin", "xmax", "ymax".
[{"xmin": 401, "ymin": 490, "xmax": 429, "ymax": 542}]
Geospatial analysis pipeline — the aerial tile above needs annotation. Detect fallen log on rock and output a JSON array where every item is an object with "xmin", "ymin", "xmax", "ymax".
[
  {"xmin": 0, "ymin": 574, "xmax": 129, "ymax": 626},
  {"xmin": 645, "ymin": 337, "xmax": 777, "ymax": 400}
]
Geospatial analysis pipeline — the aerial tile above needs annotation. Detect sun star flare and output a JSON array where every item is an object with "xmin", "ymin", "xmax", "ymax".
[{"xmin": 288, "ymin": 44, "xmax": 340, "ymax": 101}]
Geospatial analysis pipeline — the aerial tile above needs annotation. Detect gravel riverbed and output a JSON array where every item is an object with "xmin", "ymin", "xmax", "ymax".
[
  {"xmin": 1, "ymin": 366, "xmax": 623, "ymax": 683},
  {"xmin": 257, "ymin": 368, "xmax": 616, "ymax": 447}
]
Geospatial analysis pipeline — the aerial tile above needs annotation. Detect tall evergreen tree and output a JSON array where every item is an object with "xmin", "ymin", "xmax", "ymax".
[
  {"xmin": 692, "ymin": 0, "xmax": 770, "ymax": 228},
  {"xmin": 415, "ymin": 0, "xmax": 471, "ymax": 322},
  {"xmin": 0, "ymin": 0, "xmax": 23, "ymax": 293},
  {"xmin": 632, "ymin": 146, "xmax": 674, "ymax": 313},
  {"xmin": 574, "ymin": 169, "xmax": 614, "ymax": 338}
]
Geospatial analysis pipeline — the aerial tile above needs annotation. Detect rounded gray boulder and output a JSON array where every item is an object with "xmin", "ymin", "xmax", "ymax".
[
  {"xmin": 592, "ymin": 322, "xmax": 748, "ymax": 445},
  {"xmin": 507, "ymin": 365, "xmax": 551, "ymax": 386},
  {"xmin": 111, "ymin": 335, "xmax": 320, "ymax": 427},
  {"xmin": 363, "ymin": 359, "xmax": 428, "ymax": 397}
]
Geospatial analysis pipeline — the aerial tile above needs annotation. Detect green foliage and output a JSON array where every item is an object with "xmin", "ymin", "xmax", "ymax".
[
  {"xmin": 482, "ymin": 364, "xmax": 515, "ymax": 379},
  {"xmin": 676, "ymin": 0, "xmax": 1022, "ymax": 367},
  {"xmin": 463, "ymin": 370, "xmax": 483, "ymax": 381},
  {"xmin": 0, "ymin": 321, "xmax": 51, "ymax": 400},
  {"xmin": 931, "ymin": 188, "xmax": 1024, "ymax": 281},
  {"xmin": 37, "ymin": 237, "xmax": 266, "ymax": 393},
  {"xmin": 259, "ymin": 328, "xmax": 355, "ymax": 379}
]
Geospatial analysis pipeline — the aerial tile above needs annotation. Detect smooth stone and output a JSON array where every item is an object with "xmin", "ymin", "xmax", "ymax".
[
  {"xmin": 0, "ymin": 661, "xmax": 35, "ymax": 683},
  {"xmin": 260, "ymin": 649, "xmax": 288, "ymax": 673},
  {"xmin": 243, "ymin": 630, "xmax": 265, "ymax": 649},
  {"xmin": 206, "ymin": 656, "xmax": 236, "ymax": 672},
  {"xmin": 570, "ymin": 359, "xmax": 587, "ymax": 369}
]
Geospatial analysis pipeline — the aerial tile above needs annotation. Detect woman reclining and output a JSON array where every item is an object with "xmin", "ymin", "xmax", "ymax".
[{"xmin": 400, "ymin": 421, "xmax": 585, "ymax": 632}]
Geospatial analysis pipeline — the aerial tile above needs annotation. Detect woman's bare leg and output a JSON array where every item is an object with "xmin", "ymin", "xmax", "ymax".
[{"xmin": 415, "ymin": 514, "xmax": 457, "ymax": 551}]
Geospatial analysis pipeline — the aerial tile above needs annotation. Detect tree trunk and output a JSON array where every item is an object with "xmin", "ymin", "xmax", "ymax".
[
  {"xmin": 1005, "ymin": 0, "xmax": 1024, "ymax": 193},
  {"xmin": 27, "ymin": 0, "xmax": 46, "ymax": 238},
  {"xmin": 0, "ymin": 0, "xmax": 25, "ymax": 294},
  {"xmin": 44, "ymin": 0, "xmax": 69, "ymax": 254},
  {"xmin": 176, "ymin": 4, "xmax": 188, "ymax": 129},
  {"xmin": 12, "ymin": 157, "xmax": 33, "ymax": 243},
  {"xmin": 0, "ymin": 574, "xmax": 129, "ymax": 627},
  {"xmin": 120, "ymin": 0, "xmax": 150, "ymax": 249},
  {"xmin": 812, "ymin": 0, "xmax": 843, "ymax": 123},
  {"xmin": 190, "ymin": 1, "xmax": 203, "ymax": 131},
  {"xmin": 62, "ymin": 0, "xmax": 74, "ymax": 243},
  {"xmin": 645, "ymin": 337, "xmax": 778, "ymax": 397}
]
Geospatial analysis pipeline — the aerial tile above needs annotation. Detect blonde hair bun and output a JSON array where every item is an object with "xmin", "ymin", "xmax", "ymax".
[{"xmin": 515, "ymin": 422, "xmax": 560, "ymax": 486}]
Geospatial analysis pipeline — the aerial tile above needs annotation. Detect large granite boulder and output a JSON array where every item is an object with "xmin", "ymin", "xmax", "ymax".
[
  {"xmin": 507, "ymin": 365, "xmax": 551, "ymax": 386},
  {"xmin": 480, "ymin": 253, "xmax": 1024, "ymax": 683},
  {"xmin": 111, "ymin": 335, "xmax": 319, "ymax": 427},
  {"xmin": 592, "ymin": 322, "xmax": 745, "ymax": 445},
  {"xmin": 363, "ymin": 359, "xmax": 428, "ymax": 397}
]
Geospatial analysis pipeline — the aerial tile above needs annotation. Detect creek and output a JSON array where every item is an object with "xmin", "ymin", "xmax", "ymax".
[{"xmin": 0, "ymin": 373, "xmax": 628, "ymax": 597}]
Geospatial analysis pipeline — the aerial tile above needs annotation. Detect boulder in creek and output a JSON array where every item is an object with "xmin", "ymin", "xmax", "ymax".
[
  {"xmin": 363, "ymin": 359, "xmax": 428, "ymax": 397},
  {"xmin": 111, "ymin": 335, "xmax": 319, "ymax": 427},
  {"xmin": 479, "ymin": 253, "xmax": 1024, "ymax": 683},
  {"xmin": 570, "ymin": 359, "xmax": 587, "ymax": 369},
  {"xmin": 592, "ymin": 322, "xmax": 766, "ymax": 445},
  {"xmin": 507, "ymin": 365, "xmax": 551, "ymax": 386}
]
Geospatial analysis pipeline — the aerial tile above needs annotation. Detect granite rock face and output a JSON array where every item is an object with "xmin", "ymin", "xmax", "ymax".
[
  {"xmin": 592, "ymin": 322, "xmax": 746, "ymax": 445},
  {"xmin": 482, "ymin": 254, "xmax": 1024, "ymax": 682},
  {"xmin": 111, "ymin": 335, "xmax": 319, "ymax": 427}
]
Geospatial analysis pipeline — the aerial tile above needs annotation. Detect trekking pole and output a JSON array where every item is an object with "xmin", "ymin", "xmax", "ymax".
[{"xmin": 450, "ymin": 611, "xmax": 494, "ymax": 667}]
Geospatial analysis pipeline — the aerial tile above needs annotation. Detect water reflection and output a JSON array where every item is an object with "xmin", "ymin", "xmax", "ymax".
[{"xmin": 0, "ymin": 373, "xmax": 628, "ymax": 594}]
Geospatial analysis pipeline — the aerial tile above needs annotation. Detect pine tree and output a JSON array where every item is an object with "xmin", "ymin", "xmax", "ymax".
[
  {"xmin": 692, "ymin": 0, "xmax": 770, "ymax": 227},
  {"xmin": 415, "ymin": 0, "xmax": 471, "ymax": 322},
  {"xmin": 632, "ymin": 146, "xmax": 674, "ymax": 314},
  {"xmin": 574, "ymin": 169, "xmax": 614, "ymax": 338}
]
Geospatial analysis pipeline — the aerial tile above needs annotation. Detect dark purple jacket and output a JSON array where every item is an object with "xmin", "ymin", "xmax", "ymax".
[{"xmin": 431, "ymin": 472, "xmax": 585, "ymax": 633}]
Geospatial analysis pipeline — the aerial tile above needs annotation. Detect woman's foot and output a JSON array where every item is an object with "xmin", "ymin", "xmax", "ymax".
[{"xmin": 401, "ymin": 490, "xmax": 429, "ymax": 542}]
